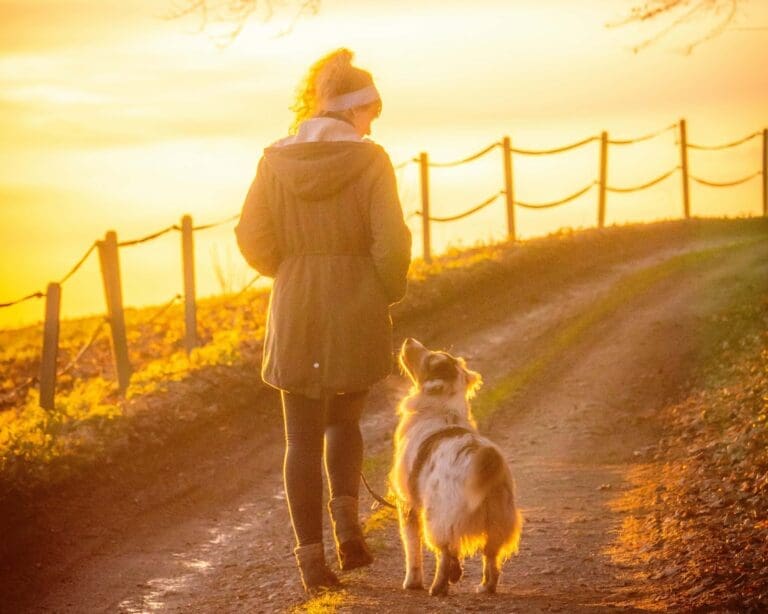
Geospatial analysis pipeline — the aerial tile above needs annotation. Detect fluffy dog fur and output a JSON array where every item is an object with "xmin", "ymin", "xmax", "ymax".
[{"xmin": 390, "ymin": 338, "xmax": 523, "ymax": 596}]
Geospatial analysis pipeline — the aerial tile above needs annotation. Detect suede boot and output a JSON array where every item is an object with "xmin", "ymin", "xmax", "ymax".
[
  {"xmin": 293, "ymin": 543, "xmax": 341, "ymax": 594},
  {"xmin": 328, "ymin": 496, "xmax": 374, "ymax": 571}
]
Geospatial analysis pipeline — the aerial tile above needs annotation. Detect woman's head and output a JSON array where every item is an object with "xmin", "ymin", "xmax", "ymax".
[{"xmin": 291, "ymin": 48, "xmax": 382, "ymax": 137}]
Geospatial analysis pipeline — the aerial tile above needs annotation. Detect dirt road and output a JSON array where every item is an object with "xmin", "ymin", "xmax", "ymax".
[{"xmin": 5, "ymin": 222, "xmax": 768, "ymax": 613}]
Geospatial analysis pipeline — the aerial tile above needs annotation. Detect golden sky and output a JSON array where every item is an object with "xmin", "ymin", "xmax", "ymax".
[{"xmin": 1, "ymin": 0, "xmax": 766, "ymax": 328}]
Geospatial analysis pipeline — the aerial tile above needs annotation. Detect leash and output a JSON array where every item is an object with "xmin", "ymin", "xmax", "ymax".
[{"xmin": 360, "ymin": 471, "xmax": 397, "ymax": 510}]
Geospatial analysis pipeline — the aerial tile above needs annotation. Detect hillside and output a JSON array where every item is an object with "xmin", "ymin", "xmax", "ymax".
[{"xmin": 0, "ymin": 217, "xmax": 767, "ymax": 613}]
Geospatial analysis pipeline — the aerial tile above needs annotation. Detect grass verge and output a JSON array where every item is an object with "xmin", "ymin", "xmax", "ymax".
[
  {"xmin": 606, "ymin": 246, "xmax": 768, "ymax": 611},
  {"xmin": 472, "ymin": 237, "xmax": 764, "ymax": 423}
]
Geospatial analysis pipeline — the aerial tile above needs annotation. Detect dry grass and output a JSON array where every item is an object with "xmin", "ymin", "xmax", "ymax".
[{"xmin": 1, "ymin": 218, "xmax": 766, "ymax": 496}]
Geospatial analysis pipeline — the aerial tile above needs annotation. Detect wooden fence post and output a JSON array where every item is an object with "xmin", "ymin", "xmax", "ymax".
[
  {"xmin": 680, "ymin": 119, "xmax": 691, "ymax": 219},
  {"xmin": 502, "ymin": 136, "xmax": 516, "ymax": 241},
  {"xmin": 97, "ymin": 230, "xmax": 131, "ymax": 394},
  {"xmin": 598, "ymin": 131, "xmax": 608, "ymax": 228},
  {"xmin": 181, "ymin": 214, "xmax": 198, "ymax": 353},
  {"xmin": 419, "ymin": 152, "xmax": 432, "ymax": 263},
  {"xmin": 39, "ymin": 282, "xmax": 61, "ymax": 410},
  {"xmin": 762, "ymin": 128, "xmax": 767, "ymax": 217}
]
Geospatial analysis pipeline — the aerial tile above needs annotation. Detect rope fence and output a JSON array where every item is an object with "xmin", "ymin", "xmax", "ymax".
[
  {"xmin": 118, "ymin": 225, "xmax": 178, "ymax": 248},
  {"xmin": 2, "ymin": 214, "xmax": 243, "ymax": 310},
  {"xmin": 608, "ymin": 122, "xmax": 678, "ymax": 146},
  {"xmin": 688, "ymin": 131, "xmax": 762, "ymax": 151},
  {"xmin": 409, "ymin": 120, "xmax": 766, "ymax": 262},
  {"xmin": 690, "ymin": 170, "xmax": 763, "ymax": 188},
  {"xmin": 234, "ymin": 274, "xmax": 263, "ymax": 298},
  {"xmin": 393, "ymin": 159, "xmax": 416, "ymax": 171},
  {"xmin": 428, "ymin": 143, "xmax": 500, "ymax": 168},
  {"xmin": 3, "ymin": 317, "xmax": 106, "ymax": 401},
  {"xmin": 2, "ymin": 118, "xmax": 766, "ymax": 412},
  {"xmin": 0, "ymin": 291, "xmax": 45, "ymax": 309},
  {"xmin": 606, "ymin": 167, "xmax": 680, "ymax": 194},
  {"xmin": 419, "ymin": 191, "xmax": 504, "ymax": 222},
  {"xmin": 510, "ymin": 135, "xmax": 599, "ymax": 156},
  {"xmin": 58, "ymin": 242, "xmax": 98, "ymax": 286},
  {"xmin": 1, "ymin": 210, "xmax": 253, "ymax": 409},
  {"xmin": 516, "ymin": 182, "xmax": 597, "ymax": 210},
  {"xmin": 193, "ymin": 213, "xmax": 240, "ymax": 232},
  {"xmin": 57, "ymin": 318, "xmax": 107, "ymax": 378},
  {"xmin": 3, "ymin": 375, "xmax": 38, "ymax": 400},
  {"xmin": 147, "ymin": 294, "xmax": 183, "ymax": 324}
]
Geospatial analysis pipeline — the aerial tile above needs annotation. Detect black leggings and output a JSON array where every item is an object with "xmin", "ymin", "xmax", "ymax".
[{"xmin": 281, "ymin": 389, "xmax": 367, "ymax": 547}]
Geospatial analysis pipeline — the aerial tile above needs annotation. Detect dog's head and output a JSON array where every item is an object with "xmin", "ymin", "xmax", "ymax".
[{"xmin": 399, "ymin": 338, "xmax": 482, "ymax": 399}]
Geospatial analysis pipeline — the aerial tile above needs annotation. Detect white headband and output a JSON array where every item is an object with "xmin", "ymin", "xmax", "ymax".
[{"xmin": 323, "ymin": 85, "xmax": 380, "ymax": 112}]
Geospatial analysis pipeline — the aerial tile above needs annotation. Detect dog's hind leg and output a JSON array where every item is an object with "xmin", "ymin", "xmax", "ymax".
[
  {"xmin": 447, "ymin": 552, "xmax": 463, "ymax": 584},
  {"xmin": 477, "ymin": 544, "xmax": 501, "ymax": 594},
  {"xmin": 429, "ymin": 546, "xmax": 452, "ymax": 596},
  {"xmin": 399, "ymin": 506, "xmax": 424, "ymax": 590},
  {"xmin": 430, "ymin": 544, "xmax": 461, "ymax": 595}
]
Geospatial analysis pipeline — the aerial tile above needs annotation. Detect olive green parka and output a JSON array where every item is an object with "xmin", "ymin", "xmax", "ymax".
[{"xmin": 235, "ymin": 119, "xmax": 412, "ymax": 398}]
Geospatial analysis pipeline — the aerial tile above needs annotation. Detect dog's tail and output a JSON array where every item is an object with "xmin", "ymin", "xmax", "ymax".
[{"xmin": 465, "ymin": 445, "xmax": 508, "ymax": 512}]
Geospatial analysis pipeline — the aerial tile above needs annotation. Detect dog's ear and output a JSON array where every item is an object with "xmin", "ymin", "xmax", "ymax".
[
  {"xmin": 399, "ymin": 337, "xmax": 428, "ymax": 383},
  {"xmin": 457, "ymin": 357, "xmax": 483, "ymax": 399}
]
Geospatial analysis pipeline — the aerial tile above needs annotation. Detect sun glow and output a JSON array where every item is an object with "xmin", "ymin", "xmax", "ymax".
[{"xmin": 1, "ymin": 0, "xmax": 766, "ymax": 328}]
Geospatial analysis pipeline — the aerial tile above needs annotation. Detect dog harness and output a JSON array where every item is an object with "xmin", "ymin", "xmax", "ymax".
[{"xmin": 408, "ymin": 426, "xmax": 474, "ymax": 507}]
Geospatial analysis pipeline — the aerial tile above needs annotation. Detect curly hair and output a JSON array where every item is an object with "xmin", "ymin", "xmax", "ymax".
[{"xmin": 289, "ymin": 48, "xmax": 375, "ymax": 134}]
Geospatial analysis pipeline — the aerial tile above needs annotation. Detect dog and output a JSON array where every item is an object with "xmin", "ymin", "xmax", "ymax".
[{"xmin": 390, "ymin": 338, "xmax": 523, "ymax": 596}]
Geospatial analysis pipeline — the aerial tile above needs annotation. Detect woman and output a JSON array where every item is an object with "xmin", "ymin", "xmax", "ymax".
[{"xmin": 235, "ymin": 48, "xmax": 412, "ymax": 593}]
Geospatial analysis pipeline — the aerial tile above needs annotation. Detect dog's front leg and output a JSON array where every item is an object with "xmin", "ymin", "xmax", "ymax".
[{"xmin": 398, "ymin": 505, "xmax": 424, "ymax": 590}]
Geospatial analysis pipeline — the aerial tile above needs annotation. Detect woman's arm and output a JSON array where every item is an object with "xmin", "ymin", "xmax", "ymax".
[
  {"xmin": 369, "ymin": 151, "xmax": 412, "ymax": 304},
  {"xmin": 235, "ymin": 158, "xmax": 282, "ymax": 277}
]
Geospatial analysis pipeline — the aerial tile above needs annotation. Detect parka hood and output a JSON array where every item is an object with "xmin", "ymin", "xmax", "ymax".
[
  {"xmin": 263, "ymin": 117, "xmax": 382, "ymax": 201},
  {"xmin": 263, "ymin": 140, "xmax": 381, "ymax": 201}
]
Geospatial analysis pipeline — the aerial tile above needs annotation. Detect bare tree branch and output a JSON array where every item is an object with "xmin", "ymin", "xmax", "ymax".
[
  {"xmin": 609, "ymin": 0, "xmax": 751, "ymax": 53},
  {"xmin": 162, "ymin": 0, "xmax": 321, "ymax": 46},
  {"xmin": 164, "ymin": 0, "xmax": 758, "ymax": 51},
  {"xmin": 681, "ymin": 0, "xmax": 738, "ymax": 53}
]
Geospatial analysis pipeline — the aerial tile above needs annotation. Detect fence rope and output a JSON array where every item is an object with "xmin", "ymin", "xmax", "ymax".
[
  {"xmin": 394, "ymin": 158, "xmax": 417, "ymax": 171},
  {"xmin": 0, "ymin": 291, "xmax": 45, "ymax": 309},
  {"xmin": 118, "ymin": 225, "xmax": 179, "ymax": 247},
  {"xmin": 688, "ymin": 131, "xmax": 762, "ymax": 151},
  {"xmin": 147, "ymin": 294, "xmax": 183, "ymax": 324},
  {"xmin": 4, "ymin": 374, "xmax": 38, "ymax": 399},
  {"xmin": 511, "ymin": 135, "xmax": 599, "ymax": 156},
  {"xmin": 193, "ymin": 214, "xmax": 240, "ymax": 232},
  {"xmin": 58, "ymin": 318, "xmax": 107, "ymax": 377},
  {"xmin": 1, "ymin": 319, "xmax": 105, "ymax": 398},
  {"xmin": 58, "ymin": 241, "xmax": 98, "ymax": 285},
  {"xmin": 609, "ymin": 122, "xmax": 678, "ymax": 145},
  {"xmin": 515, "ymin": 182, "xmax": 597, "ymax": 209},
  {"xmin": 235, "ymin": 274, "xmax": 263, "ymax": 297},
  {"xmin": 419, "ymin": 191, "xmax": 504, "ymax": 223},
  {"xmin": 0, "ymin": 212, "xmax": 242, "ymax": 309},
  {"xmin": 428, "ymin": 143, "xmax": 500, "ymax": 168},
  {"xmin": 1, "ymin": 242, "xmax": 97, "ymax": 309},
  {"xmin": 690, "ymin": 170, "xmax": 763, "ymax": 188},
  {"xmin": 607, "ymin": 167, "xmax": 680, "ymax": 193}
]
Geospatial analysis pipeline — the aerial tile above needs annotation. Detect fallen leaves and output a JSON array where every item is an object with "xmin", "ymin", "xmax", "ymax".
[{"xmin": 610, "ymin": 294, "xmax": 768, "ymax": 612}]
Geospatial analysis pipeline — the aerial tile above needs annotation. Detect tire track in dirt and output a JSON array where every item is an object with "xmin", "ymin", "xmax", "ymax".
[{"xmin": 15, "ymin": 229, "xmax": 768, "ymax": 614}]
